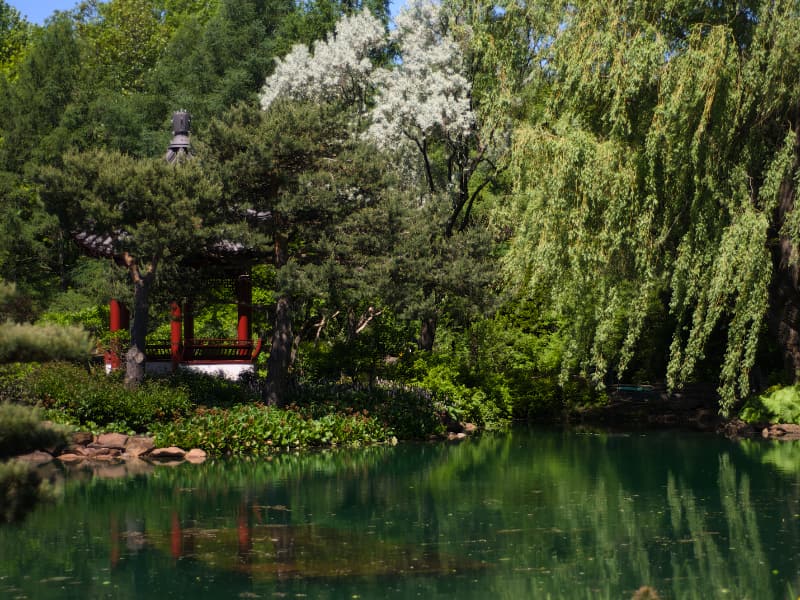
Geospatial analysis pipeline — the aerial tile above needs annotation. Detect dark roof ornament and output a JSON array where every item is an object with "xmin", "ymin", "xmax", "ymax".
[{"xmin": 165, "ymin": 111, "xmax": 192, "ymax": 163}]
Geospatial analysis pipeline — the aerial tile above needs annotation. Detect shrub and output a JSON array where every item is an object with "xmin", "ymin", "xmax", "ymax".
[
  {"xmin": 739, "ymin": 385, "xmax": 800, "ymax": 424},
  {"xmin": 286, "ymin": 383, "xmax": 445, "ymax": 440},
  {"xmin": 0, "ymin": 403, "xmax": 69, "ymax": 458},
  {"xmin": 410, "ymin": 358, "xmax": 512, "ymax": 429},
  {"xmin": 22, "ymin": 363, "xmax": 192, "ymax": 433},
  {"xmin": 0, "ymin": 322, "xmax": 94, "ymax": 363},
  {"xmin": 0, "ymin": 363, "xmax": 38, "ymax": 404},
  {"xmin": 162, "ymin": 369, "xmax": 260, "ymax": 407}
]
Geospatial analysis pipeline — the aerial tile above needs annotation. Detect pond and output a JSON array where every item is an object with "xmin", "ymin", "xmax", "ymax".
[{"xmin": 2, "ymin": 427, "xmax": 800, "ymax": 599}]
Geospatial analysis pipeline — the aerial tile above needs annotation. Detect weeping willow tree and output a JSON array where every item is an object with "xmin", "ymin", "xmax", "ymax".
[{"xmin": 504, "ymin": 0, "xmax": 800, "ymax": 413}]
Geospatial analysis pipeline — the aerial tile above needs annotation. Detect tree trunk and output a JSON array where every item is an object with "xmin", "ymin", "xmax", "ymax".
[
  {"xmin": 768, "ymin": 129, "xmax": 800, "ymax": 383},
  {"xmin": 264, "ymin": 296, "xmax": 293, "ymax": 407},
  {"xmin": 124, "ymin": 267, "xmax": 153, "ymax": 388},
  {"xmin": 418, "ymin": 315, "xmax": 437, "ymax": 352}
]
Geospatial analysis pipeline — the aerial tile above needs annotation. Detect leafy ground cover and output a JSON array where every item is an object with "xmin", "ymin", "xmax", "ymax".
[{"xmin": 0, "ymin": 363, "xmax": 453, "ymax": 456}]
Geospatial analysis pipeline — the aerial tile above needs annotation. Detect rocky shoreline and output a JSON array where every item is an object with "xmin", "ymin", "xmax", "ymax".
[{"xmin": 13, "ymin": 430, "xmax": 208, "ymax": 472}]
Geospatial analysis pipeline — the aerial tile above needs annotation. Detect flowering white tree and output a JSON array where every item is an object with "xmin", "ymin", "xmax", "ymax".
[
  {"xmin": 260, "ymin": 1, "xmax": 500, "ymax": 236},
  {"xmin": 366, "ymin": 1, "xmax": 475, "ymax": 213},
  {"xmin": 259, "ymin": 10, "xmax": 385, "ymax": 111},
  {"xmin": 260, "ymin": 1, "xmax": 504, "ymax": 350}
]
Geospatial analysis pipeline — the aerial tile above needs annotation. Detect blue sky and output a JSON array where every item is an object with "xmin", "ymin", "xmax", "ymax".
[
  {"xmin": 9, "ymin": 0, "xmax": 405, "ymax": 25},
  {"xmin": 8, "ymin": 0, "xmax": 76, "ymax": 24}
]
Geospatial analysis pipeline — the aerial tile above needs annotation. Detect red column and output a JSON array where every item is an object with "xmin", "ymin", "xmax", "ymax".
[
  {"xmin": 237, "ymin": 275, "xmax": 252, "ymax": 357},
  {"xmin": 170, "ymin": 301, "xmax": 182, "ymax": 369},
  {"xmin": 106, "ymin": 299, "xmax": 129, "ymax": 372},
  {"xmin": 110, "ymin": 299, "xmax": 129, "ymax": 332}
]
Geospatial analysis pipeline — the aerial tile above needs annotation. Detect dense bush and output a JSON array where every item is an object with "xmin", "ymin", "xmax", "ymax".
[
  {"xmin": 739, "ymin": 385, "xmax": 800, "ymax": 424},
  {"xmin": 12, "ymin": 363, "xmax": 192, "ymax": 433},
  {"xmin": 151, "ymin": 403, "xmax": 390, "ymax": 456},
  {"xmin": 161, "ymin": 369, "xmax": 260, "ymax": 407},
  {"xmin": 287, "ymin": 383, "xmax": 445, "ymax": 440},
  {"xmin": 0, "ymin": 402, "xmax": 69, "ymax": 458},
  {"xmin": 0, "ymin": 322, "xmax": 94, "ymax": 363}
]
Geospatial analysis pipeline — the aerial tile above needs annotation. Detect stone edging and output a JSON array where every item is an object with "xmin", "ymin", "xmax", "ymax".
[{"xmin": 15, "ymin": 431, "xmax": 207, "ymax": 467}]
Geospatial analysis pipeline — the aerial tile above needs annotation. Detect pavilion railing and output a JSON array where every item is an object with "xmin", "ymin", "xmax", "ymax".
[{"xmin": 145, "ymin": 338, "xmax": 263, "ymax": 362}]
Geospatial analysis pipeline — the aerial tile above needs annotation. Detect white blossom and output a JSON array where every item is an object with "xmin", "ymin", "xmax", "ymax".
[
  {"xmin": 259, "ymin": 10, "xmax": 386, "ymax": 110},
  {"xmin": 366, "ymin": 1, "xmax": 475, "ymax": 151},
  {"xmin": 260, "ymin": 2, "xmax": 475, "ymax": 152}
]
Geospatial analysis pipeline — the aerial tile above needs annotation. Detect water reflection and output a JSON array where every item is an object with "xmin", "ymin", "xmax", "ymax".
[{"xmin": 1, "ymin": 430, "xmax": 800, "ymax": 598}]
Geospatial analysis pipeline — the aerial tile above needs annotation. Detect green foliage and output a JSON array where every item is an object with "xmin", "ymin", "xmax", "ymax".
[
  {"xmin": 0, "ymin": 175, "xmax": 62, "ymax": 318},
  {"xmin": 0, "ymin": 0, "xmax": 30, "ymax": 78},
  {"xmin": 19, "ymin": 363, "xmax": 192, "ymax": 433},
  {"xmin": 160, "ymin": 369, "xmax": 259, "ymax": 407},
  {"xmin": 739, "ymin": 385, "xmax": 800, "ymax": 425},
  {"xmin": 0, "ymin": 322, "xmax": 94, "ymax": 363},
  {"xmin": 410, "ymin": 354, "xmax": 511, "ymax": 428},
  {"xmin": 0, "ymin": 402, "xmax": 69, "ymax": 458},
  {"xmin": 0, "ymin": 14, "xmax": 81, "ymax": 171},
  {"xmin": 0, "ymin": 460, "xmax": 52, "ymax": 523},
  {"xmin": 503, "ymin": 0, "xmax": 800, "ymax": 413},
  {"xmin": 151, "ymin": 402, "xmax": 390, "ymax": 455},
  {"xmin": 286, "ymin": 383, "xmax": 445, "ymax": 440},
  {"xmin": 38, "ymin": 304, "xmax": 108, "ymax": 339},
  {"xmin": 75, "ymin": 0, "xmax": 171, "ymax": 94},
  {"xmin": 0, "ymin": 363, "xmax": 36, "ymax": 404}
]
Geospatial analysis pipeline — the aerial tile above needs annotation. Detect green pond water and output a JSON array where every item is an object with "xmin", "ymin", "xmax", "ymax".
[{"xmin": 2, "ymin": 427, "xmax": 800, "ymax": 599}]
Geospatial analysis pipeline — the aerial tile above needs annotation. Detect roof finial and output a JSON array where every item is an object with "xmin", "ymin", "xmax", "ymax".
[{"xmin": 165, "ymin": 111, "xmax": 192, "ymax": 163}]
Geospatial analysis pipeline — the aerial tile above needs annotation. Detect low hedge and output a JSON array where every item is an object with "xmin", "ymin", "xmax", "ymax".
[{"xmin": 0, "ymin": 362, "xmax": 192, "ymax": 433}]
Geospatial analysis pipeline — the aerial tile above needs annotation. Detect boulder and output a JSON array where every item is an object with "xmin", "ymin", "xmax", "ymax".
[
  {"xmin": 149, "ymin": 446, "xmax": 186, "ymax": 460},
  {"xmin": 92, "ymin": 433, "xmax": 129, "ymax": 450},
  {"xmin": 84, "ymin": 444, "xmax": 122, "ymax": 460},
  {"xmin": 762, "ymin": 424, "xmax": 800, "ymax": 440},
  {"xmin": 124, "ymin": 436, "xmax": 155, "ymax": 458},
  {"xmin": 70, "ymin": 431, "xmax": 94, "ymax": 446}
]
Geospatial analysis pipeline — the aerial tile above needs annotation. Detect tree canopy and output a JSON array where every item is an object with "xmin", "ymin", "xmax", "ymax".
[
  {"xmin": 2, "ymin": 0, "xmax": 800, "ymax": 416},
  {"xmin": 503, "ymin": 0, "xmax": 800, "ymax": 412}
]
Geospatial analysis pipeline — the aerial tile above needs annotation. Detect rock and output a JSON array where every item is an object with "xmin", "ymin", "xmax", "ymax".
[
  {"xmin": 70, "ymin": 431, "xmax": 94, "ymax": 446},
  {"xmin": 447, "ymin": 432, "xmax": 467, "ymax": 441},
  {"xmin": 124, "ymin": 436, "xmax": 155, "ymax": 457},
  {"xmin": 83, "ymin": 447, "xmax": 111, "ymax": 458},
  {"xmin": 63, "ymin": 444, "xmax": 89, "ymax": 456},
  {"xmin": 762, "ymin": 424, "xmax": 800, "ymax": 440},
  {"xmin": 14, "ymin": 450, "xmax": 54, "ymax": 465},
  {"xmin": 149, "ymin": 446, "xmax": 186, "ymax": 460},
  {"xmin": 184, "ymin": 449, "xmax": 207, "ymax": 464},
  {"xmin": 93, "ymin": 433, "xmax": 129, "ymax": 450},
  {"xmin": 93, "ymin": 449, "xmax": 122, "ymax": 461},
  {"xmin": 463, "ymin": 423, "xmax": 478, "ymax": 434}
]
